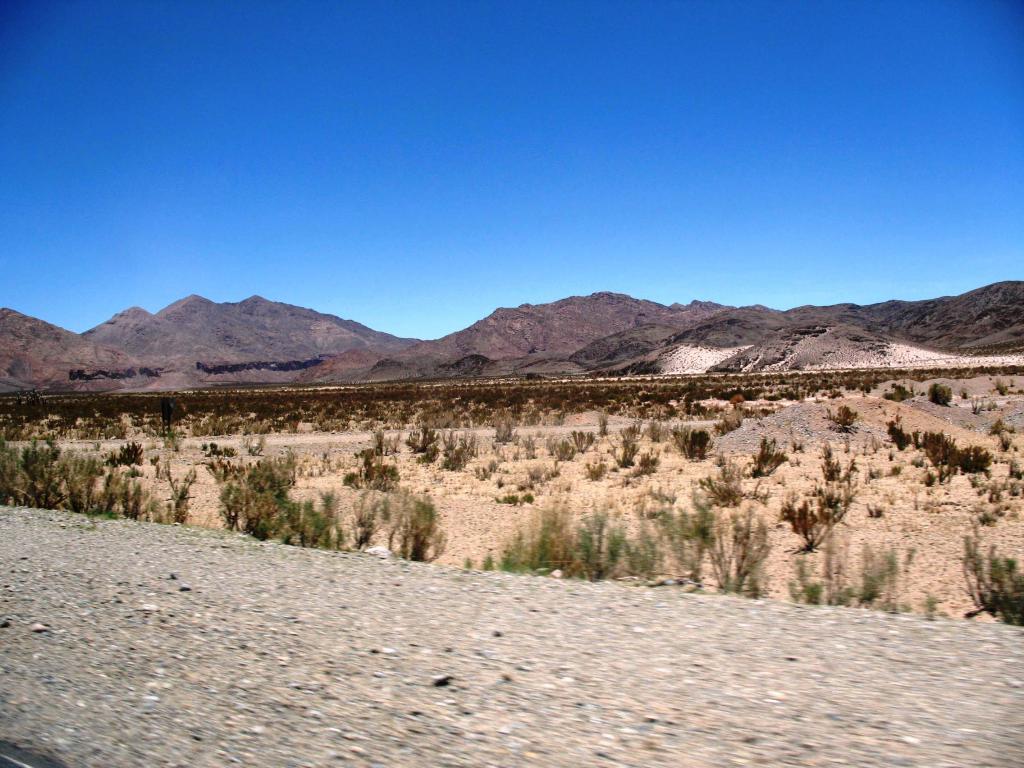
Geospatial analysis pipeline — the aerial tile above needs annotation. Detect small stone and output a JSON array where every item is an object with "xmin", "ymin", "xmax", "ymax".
[
  {"xmin": 30, "ymin": 622, "xmax": 49, "ymax": 633},
  {"xmin": 178, "ymin": 584, "xmax": 192, "ymax": 592},
  {"xmin": 550, "ymin": 569, "xmax": 563, "ymax": 579},
  {"xmin": 432, "ymin": 674, "xmax": 454, "ymax": 687},
  {"xmin": 365, "ymin": 546, "xmax": 392, "ymax": 559},
  {"xmin": 0, "ymin": 618, "xmax": 10, "ymax": 628}
]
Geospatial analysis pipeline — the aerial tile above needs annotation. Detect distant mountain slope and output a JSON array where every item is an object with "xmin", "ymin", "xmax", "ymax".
[
  {"xmin": 395, "ymin": 293, "xmax": 726, "ymax": 362},
  {"xmin": 4, "ymin": 281, "xmax": 1022, "ymax": 390},
  {"xmin": 84, "ymin": 295, "xmax": 418, "ymax": 363},
  {"xmin": 851, "ymin": 281, "xmax": 1024, "ymax": 351},
  {"xmin": 661, "ymin": 282, "xmax": 1024, "ymax": 356},
  {"xmin": 0, "ymin": 309, "xmax": 138, "ymax": 391},
  {"xmin": 568, "ymin": 324, "xmax": 683, "ymax": 369}
]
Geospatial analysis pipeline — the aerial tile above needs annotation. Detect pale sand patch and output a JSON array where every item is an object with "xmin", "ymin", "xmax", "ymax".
[
  {"xmin": 803, "ymin": 342, "xmax": 1024, "ymax": 371},
  {"xmin": 659, "ymin": 344, "xmax": 750, "ymax": 374}
]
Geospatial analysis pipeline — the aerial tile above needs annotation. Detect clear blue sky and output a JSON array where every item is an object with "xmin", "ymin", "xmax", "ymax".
[{"xmin": 1, "ymin": 1, "xmax": 1022, "ymax": 340}]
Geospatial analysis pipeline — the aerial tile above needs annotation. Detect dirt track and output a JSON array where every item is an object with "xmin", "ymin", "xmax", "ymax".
[{"xmin": 1, "ymin": 507, "xmax": 1022, "ymax": 767}]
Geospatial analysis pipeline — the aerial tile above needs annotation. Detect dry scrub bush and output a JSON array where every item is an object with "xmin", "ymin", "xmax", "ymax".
[
  {"xmin": 671, "ymin": 426, "xmax": 711, "ymax": 460},
  {"xmin": 344, "ymin": 449, "xmax": 400, "ymax": 491},
  {"xmin": 0, "ymin": 439, "xmax": 157, "ymax": 519},
  {"xmin": 571, "ymin": 430, "xmax": 596, "ymax": 453},
  {"xmin": 788, "ymin": 534, "xmax": 852, "ymax": 606},
  {"xmin": 106, "ymin": 441, "xmax": 144, "ymax": 467},
  {"xmin": 928, "ymin": 383, "xmax": 952, "ymax": 406},
  {"xmin": 886, "ymin": 416, "xmax": 912, "ymax": 450},
  {"xmin": 826, "ymin": 405, "xmax": 859, "ymax": 433},
  {"xmin": 790, "ymin": 537, "xmax": 913, "ymax": 612},
  {"xmin": 715, "ymin": 409, "xmax": 744, "ymax": 435},
  {"xmin": 441, "ymin": 432, "xmax": 477, "ymax": 471},
  {"xmin": 820, "ymin": 444, "xmax": 856, "ymax": 484},
  {"xmin": 645, "ymin": 421, "xmax": 665, "ymax": 443},
  {"xmin": 633, "ymin": 451, "xmax": 660, "ymax": 477},
  {"xmin": 166, "ymin": 468, "xmax": 197, "ymax": 524},
  {"xmin": 964, "ymin": 526, "xmax": 1024, "ymax": 624},
  {"xmin": 406, "ymin": 424, "xmax": 440, "ymax": 462},
  {"xmin": 550, "ymin": 439, "xmax": 577, "ymax": 462},
  {"xmin": 384, "ymin": 490, "xmax": 447, "ymax": 562},
  {"xmin": 352, "ymin": 492, "xmax": 382, "ymax": 549},
  {"xmin": 750, "ymin": 437, "xmax": 787, "ymax": 477},
  {"xmin": 584, "ymin": 461, "xmax": 607, "ymax": 481},
  {"xmin": 658, "ymin": 500, "xmax": 715, "ymax": 582},
  {"xmin": 613, "ymin": 424, "xmax": 642, "ymax": 468},
  {"xmin": 216, "ymin": 455, "xmax": 296, "ymax": 539},
  {"xmin": 283, "ymin": 492, "xmax": 345, "ymax": 550},
  {"xmin": 474, "ymin": 459, "xmax": 500, "ymax": 480},
  {"xmin": 493, "ymin": 418, "xmax": 516, "ymax": 444},
  {"xmin": 709, "ymin": 507, "xmax": 770, "ymax": 597},
  {"xmin": 921, "ymin": 432, "xmax": 992, "ymax": 482},
  {"xmin": 499, "ymin": 505, "xmax": 655, "ymax": 581},
  {"xmin": 781, "ymin": 482, "xmax": 854, "ymax": 553},
  {"xmin": 883, "ymin": 383, "xmax": 915, "ymax": 402},
  {"xmin": 698, "ymin": 460, "xmax": 744, "ymax": 507},
  {"xmin": 98, "ymin": 469, "xmax": 156, "ymax": 520},
  {"xmin": 243, "ymin": 435, "xmax": 265, "ymax": 456},
  {"xmin": 373, "ymin": 430, "xmax": 401, "ymax": 457}
]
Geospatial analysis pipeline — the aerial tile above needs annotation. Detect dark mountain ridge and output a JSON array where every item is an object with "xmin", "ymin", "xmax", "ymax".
[{"xmin": 2, "ymin": 281, "xmax": 1022, "ymax": 390}]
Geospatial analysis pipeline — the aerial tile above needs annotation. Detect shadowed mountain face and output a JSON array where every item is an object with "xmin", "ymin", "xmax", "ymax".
[
  {"xmin": 396, "ymin": 293, "xmax": 726, "ymax": 361},
  {"xmin": 2, "ymin": 281, "xmax": 1022, "ymax": 390},
  {"xmin": 0, "ymin": 309, "xmax": 138, "ymax": 391},
  {"xmin": 84, "ymin": 295, "xmax": 417, "ymax": 363}
]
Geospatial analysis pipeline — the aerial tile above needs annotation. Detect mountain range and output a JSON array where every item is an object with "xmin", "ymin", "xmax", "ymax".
[{"xmin": 2, "ymin": 281, "xmax": 1023, "ymax": 392}]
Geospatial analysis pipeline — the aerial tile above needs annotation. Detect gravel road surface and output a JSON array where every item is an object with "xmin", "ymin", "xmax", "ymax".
[{"xmin": 1, "ymin": 507, "xmax": 1021, "ymax": 767}]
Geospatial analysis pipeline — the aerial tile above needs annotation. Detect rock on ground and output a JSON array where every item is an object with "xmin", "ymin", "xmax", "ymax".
[{"xmin": 0, "ymin": 507, "xmax": 1022, "ymax": 767}]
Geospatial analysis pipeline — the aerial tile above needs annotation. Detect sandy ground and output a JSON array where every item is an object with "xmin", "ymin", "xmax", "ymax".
[{"xmin": 30, "ymin": 374, "xmax": 1024, "ymax": 622}]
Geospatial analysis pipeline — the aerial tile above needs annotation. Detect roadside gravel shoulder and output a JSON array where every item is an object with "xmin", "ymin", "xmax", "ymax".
[{"xmin": 1, "ymin": 507, "xmax": 1021, "ymax": 767}]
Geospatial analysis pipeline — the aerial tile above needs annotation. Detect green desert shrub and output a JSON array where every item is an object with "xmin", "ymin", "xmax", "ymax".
[
  {"xmin": 282, "ymin": 492, "xmax": 344, "ymax": 550},
  {"xmin": 709, "ymin": 507, "xmax": 770, "ymax": 597},
  {"xmin": 384, "ymin": 490, "xmax": 447, "ymax": 562},
  {"xmin": 500, "ymin": 505, "xmax": 657, "ymax": 581},
  {"xmin": 216, "ymin": 455, "xmax": 297, "ymax": 539},
  {"xmin": 657, "ymin": 500, "xmax": 715, "ymax": 582}
]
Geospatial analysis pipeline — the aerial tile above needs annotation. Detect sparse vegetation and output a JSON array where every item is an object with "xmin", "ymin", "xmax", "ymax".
[
  {"xmin": 928, "ymin": 383, "xmax": 952, "ymax": 406},
  {"xmin": 384, "ymin": 490, "xmax": 447, "ymax": 562},
  {"xmin": 826, "ymin": 405, "xmax": 858, "ymax": 432},
  {"xmin": 963, "ymin": 526, "xmax": 1024, "ymax": 624},
  {"xmin": 750, "ymin": 437, "xmax": 787, "ymax": 477},
  {"xmin": 671, "ymin": 426, "xmax": 711, "ymax": 460},
  {"xmin": 708, "ymin": 507, "xmax": 770, "ymax": 597},
  {"xmin": 4, "ymin": 364, "xmax": 1024, "ymax": 621}
]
